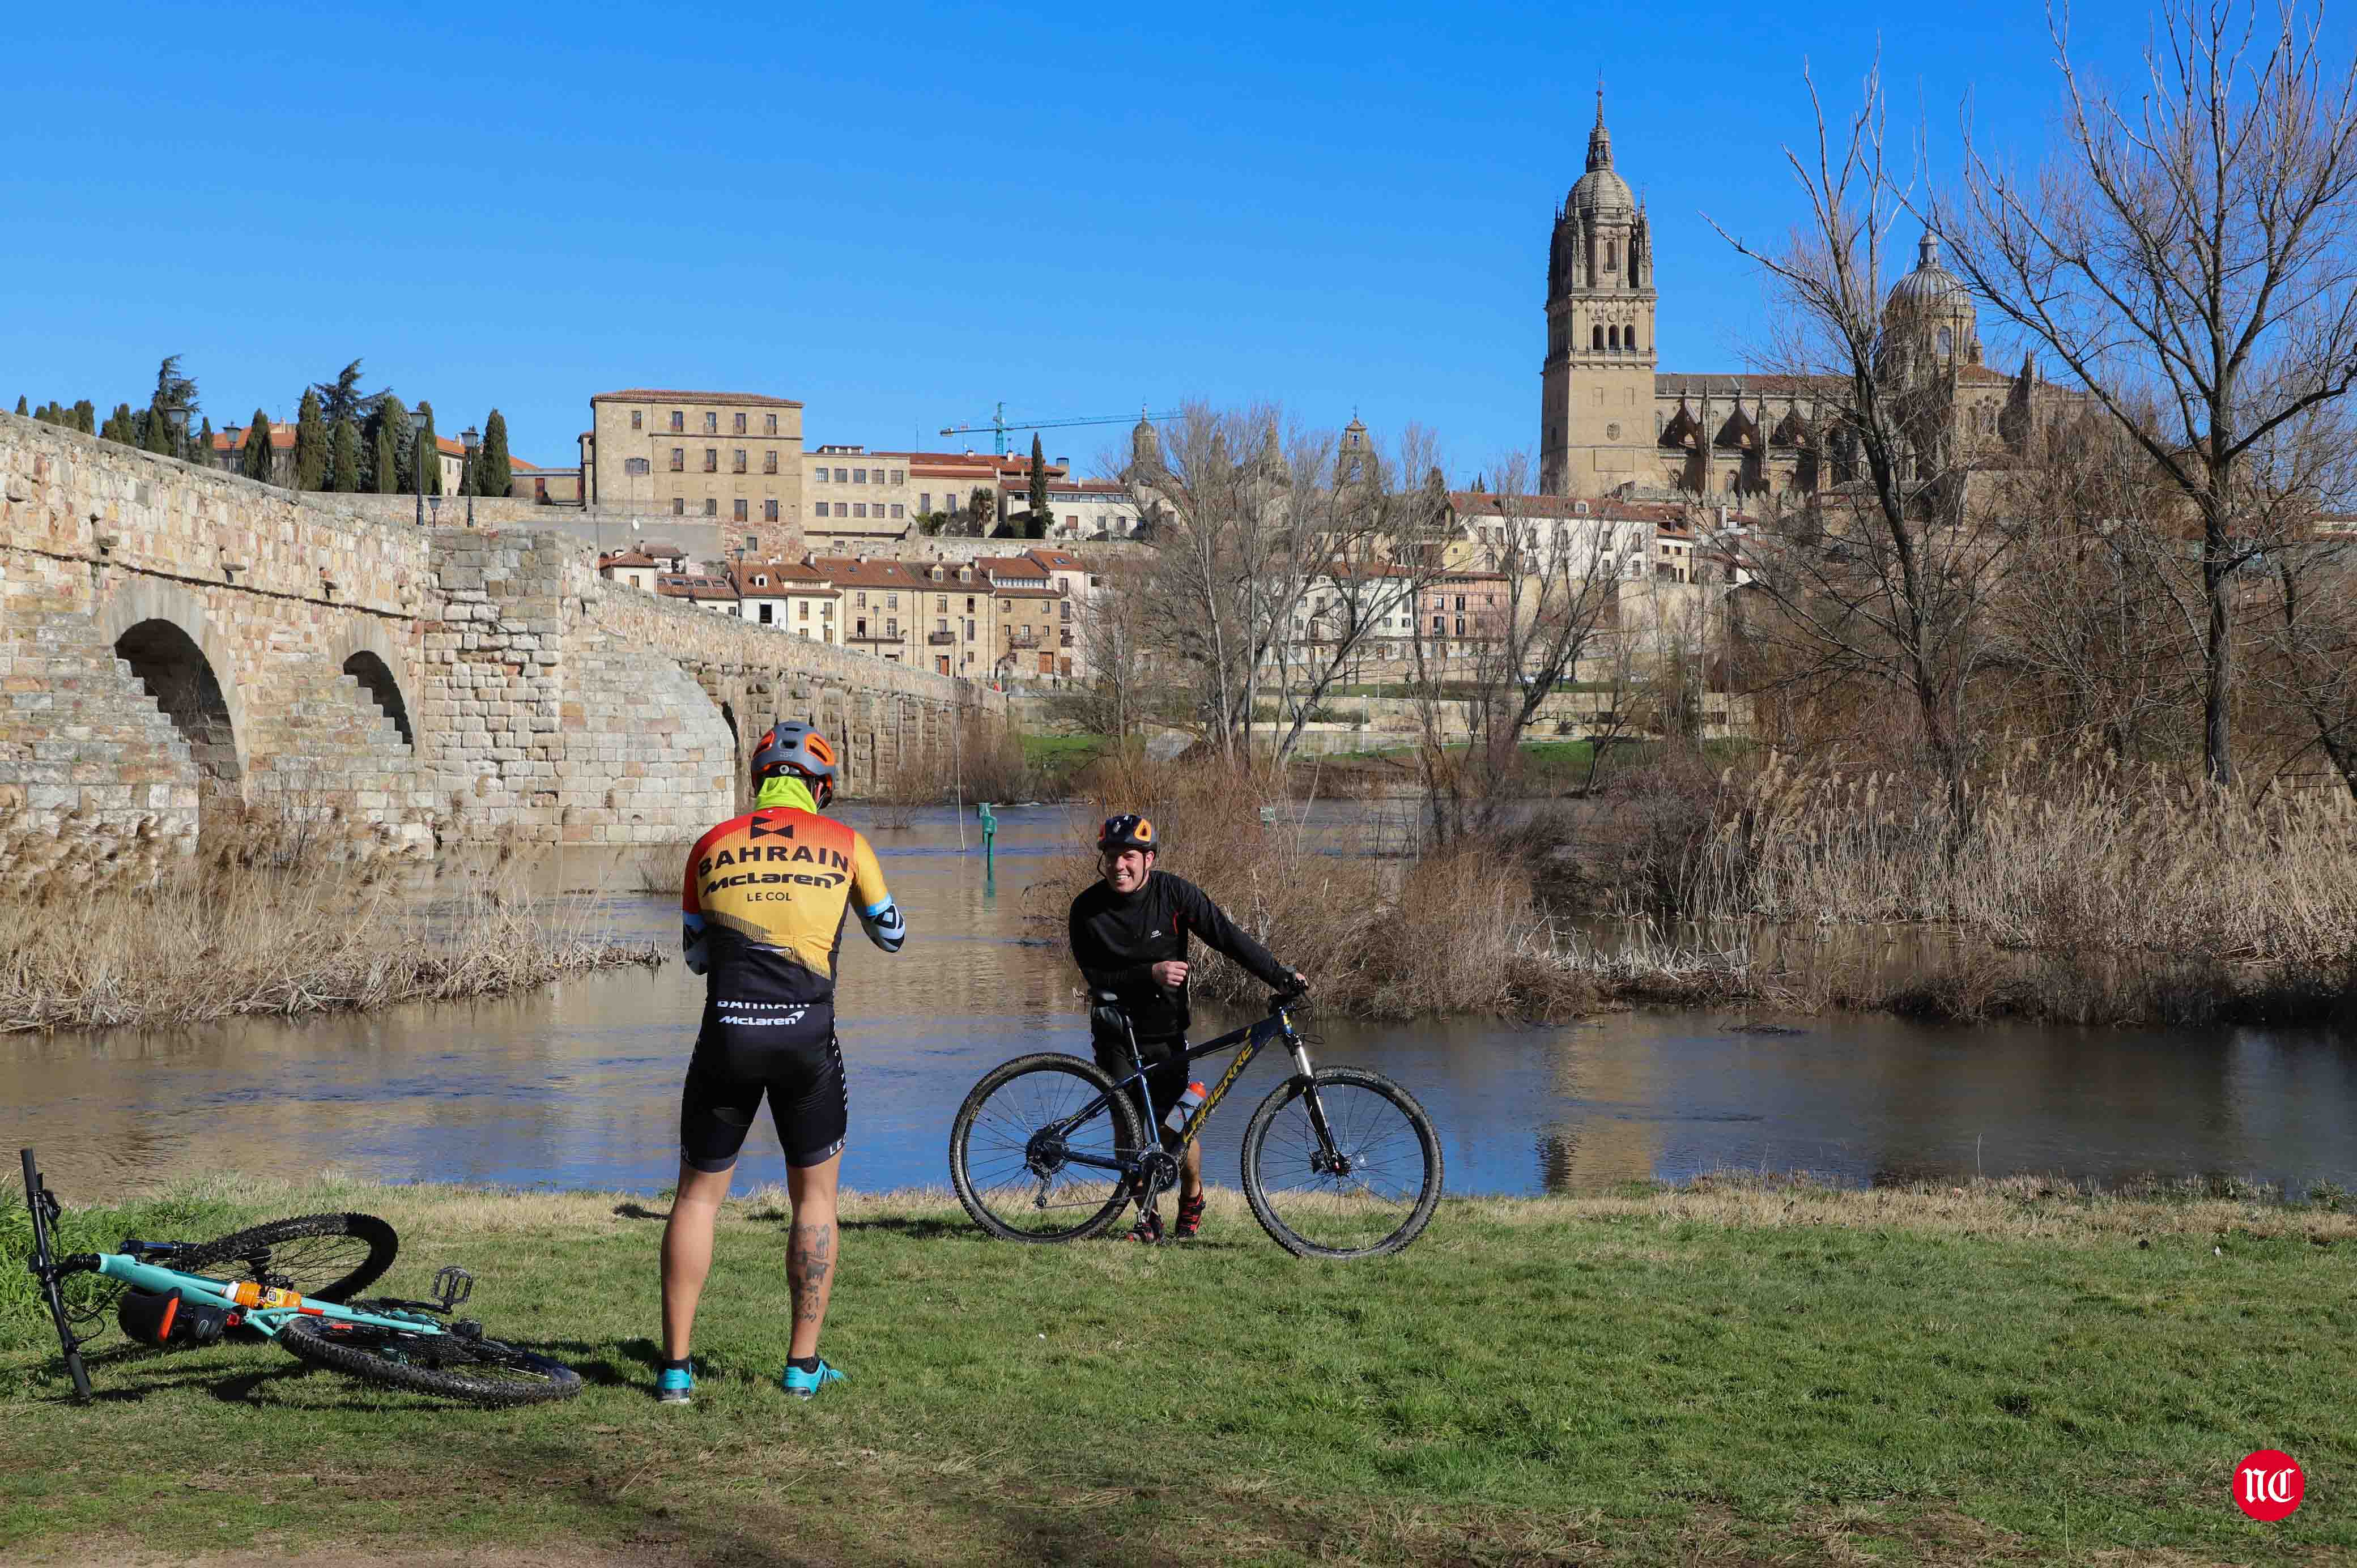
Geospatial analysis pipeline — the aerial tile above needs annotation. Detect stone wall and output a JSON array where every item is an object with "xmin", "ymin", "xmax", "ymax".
[
  {"xmin": 0, "ymin": 414, "xmax": 1006, "ymax": 860},
  {"xmin": 305, "ymin": 492, "xmax": 580, "ymax": 532}
]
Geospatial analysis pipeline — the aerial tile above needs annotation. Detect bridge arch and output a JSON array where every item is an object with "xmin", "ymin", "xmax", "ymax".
[
  {"xmin": 100, "ymin": 581, "xmax": 249, "ymax": 789},
  {"xmin": 331, "ymin": 623, "xmax": 416, "ymax": 750}
]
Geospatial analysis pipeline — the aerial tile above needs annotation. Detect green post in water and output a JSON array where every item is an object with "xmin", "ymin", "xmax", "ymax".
[{"xmin": 977, "ymin": 800, "xmax": 997, "ymax": 889}]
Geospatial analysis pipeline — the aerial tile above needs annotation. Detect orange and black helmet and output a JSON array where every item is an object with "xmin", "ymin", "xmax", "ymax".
[
  {"xmin": 1097, "ymin": 813, "xmax": 1157, "ymax": 853},
  {"xmin": 751, "ymin": 720, "xmax": 837, "ymax": 807}
]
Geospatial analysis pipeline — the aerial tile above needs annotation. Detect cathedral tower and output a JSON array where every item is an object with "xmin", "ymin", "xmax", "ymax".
[{"xmin": 1540, "ymin": 91, "xmax": 1656, "ymax": 495}]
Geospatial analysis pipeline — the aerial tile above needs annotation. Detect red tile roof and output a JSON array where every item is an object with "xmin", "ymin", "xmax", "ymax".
[
  {"xmin": 656, "ymin": 573, "xmax": 739, "ymax": 600},
  {"xmin": 812, "ymin": 556, "xmax": 925, "ymax": 587},
  {"xmin": 594, "ymin": 389, "xmax": 804, "ymax": 407},
  {"xmin": 599, "ymin": 549, "xmax": 656, "ymax": 568}
]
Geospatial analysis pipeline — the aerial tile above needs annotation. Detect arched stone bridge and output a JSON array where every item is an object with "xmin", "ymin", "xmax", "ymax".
[{"xmin": 0, "ymin": 411, "xmax": 998, "ymax": 859}]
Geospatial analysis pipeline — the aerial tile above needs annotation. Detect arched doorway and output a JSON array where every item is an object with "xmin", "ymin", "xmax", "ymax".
[
  {"xmin": 115, "ymin": 619, "xmax": 241, "ymax": 787},
  {"xmin": 341, "ymin": 650, "xmax": 414, "ymax": 748}
]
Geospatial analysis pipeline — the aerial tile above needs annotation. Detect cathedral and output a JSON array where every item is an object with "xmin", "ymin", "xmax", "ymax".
[{"xmin": 1539, "ymin": 94, "xmax": 2024, "ymax": 502}]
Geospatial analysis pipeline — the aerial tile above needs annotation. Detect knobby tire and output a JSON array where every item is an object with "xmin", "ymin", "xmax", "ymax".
[
  {"xmin": 950, "ymin": 1052, "xmax": 1142, "ymax": 1243},
  {"xmin": 1241, "ymin": 1066, "xmax": 1443, "ymax": 1260},
  {"xmin": 276, "ymin": 1314, "xmax": 581, "ymax": 1406},
  {"xmin": 172, "ymin": 1214, "xmax": 399, "ymax": 1302}
]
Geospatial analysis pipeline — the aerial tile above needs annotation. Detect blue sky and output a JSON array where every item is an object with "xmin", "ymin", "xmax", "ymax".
[{"xmin": 3, "ymin": 2, "xmax": 2182, "ymax": 479}]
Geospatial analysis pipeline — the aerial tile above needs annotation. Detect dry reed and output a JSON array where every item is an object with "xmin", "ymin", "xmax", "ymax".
[
  {"xmin": 1045, "ymin": 753, "xmax": 1758, "ymax": 1019},
  {"xmin": 0, "ymin": 804, "xmax": 659, "ymax": 1034}
]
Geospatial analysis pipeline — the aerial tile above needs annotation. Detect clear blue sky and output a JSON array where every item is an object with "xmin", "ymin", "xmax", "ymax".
[{"xmin": 3, "ymin": 2, "xmax": 2181, "ymax": 479}]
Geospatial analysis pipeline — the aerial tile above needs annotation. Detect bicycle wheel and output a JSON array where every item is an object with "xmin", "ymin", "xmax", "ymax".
[
  {"xmin": 171, "ymin": 1215, "xmax": 398, "ymax": 1303},
  {"xmin": 1242, "ymin": 1067, "xmax": 1443, "ymax": 1260},
  {"xmin": 950, "ymin": 1052, "xmax": 1142, "ymax": 1242},
  {"xmin": 277, "ymin": 1315, "xmax": 580, "ymax": 1407}
]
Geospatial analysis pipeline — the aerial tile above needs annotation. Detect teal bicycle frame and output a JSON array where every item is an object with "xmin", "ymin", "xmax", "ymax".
[{"xmin": 83, "ymin": 1250, "xmax": 457, "ymax": 1342}]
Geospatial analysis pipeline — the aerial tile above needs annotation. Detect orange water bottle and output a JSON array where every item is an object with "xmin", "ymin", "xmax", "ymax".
[{"xmin": 224, "ymin": 1281, "xmax": 305, "ymax": 1310}]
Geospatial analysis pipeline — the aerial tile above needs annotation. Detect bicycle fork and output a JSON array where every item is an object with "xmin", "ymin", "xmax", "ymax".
[{"xmin": 1288, "ymin": 1034, "xmax": 1352, "ymax": 1182}]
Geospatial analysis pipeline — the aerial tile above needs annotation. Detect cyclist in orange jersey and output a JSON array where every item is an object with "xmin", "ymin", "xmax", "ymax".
[{"xmin": 656, "ymin": 721, "xmax": 905, "ymax": 1405}]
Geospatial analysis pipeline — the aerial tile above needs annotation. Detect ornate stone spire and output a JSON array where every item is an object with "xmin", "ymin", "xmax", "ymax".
[{"xmin": 1588, "ymin": 86, "xmax": 1614, "ymax": 171}]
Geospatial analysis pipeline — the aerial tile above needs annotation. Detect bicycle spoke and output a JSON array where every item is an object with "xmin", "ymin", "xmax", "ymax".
[
  {"xmin": 954, "ymin": 1058, "xmax": 1137, "ymax": 1240},
  {"xmin": 1246, "ymin": 1074, "xmax": 1439, "ymax": 1257}
]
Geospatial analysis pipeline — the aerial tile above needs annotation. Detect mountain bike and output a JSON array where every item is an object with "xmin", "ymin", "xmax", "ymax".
[
  {"xmin": 948, "ymin": 990, "xmax": 1442, "ymax": 1259},
  {"xmin": 20, "ymin": 1148, "xmax": 580, "ymax": 1407}
]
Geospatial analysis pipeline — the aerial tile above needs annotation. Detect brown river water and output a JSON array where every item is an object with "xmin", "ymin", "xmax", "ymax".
[{"xmin": 8, "ymin": 805, "xmax": 2357, "ymax": 1200}]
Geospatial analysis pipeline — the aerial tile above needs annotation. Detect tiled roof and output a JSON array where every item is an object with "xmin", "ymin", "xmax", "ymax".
[
  {"xmin": 593, "ymin": 389, "xmax": 805, "ymax": 408},
  {"xmin": 656, "ymin": 573, "xmax": 739, "ymax": 599},
  {"xmin": 812, "ymin": 557, "xmax": 924, "ymax": 587},
  {"xmin": 211, "ymin": 426, "xmax": 296, "ymax": 450},
  {"xmin": 976, "ymin": 556, "xmax": 1050, "ymax": 579},
  {"xmin": 1025, "ymin": 548, "xmax": 1086, "ymax": 570},
  {"xmin": 598, "ymin": 549, "xmax": 657, "ymax": 568}
]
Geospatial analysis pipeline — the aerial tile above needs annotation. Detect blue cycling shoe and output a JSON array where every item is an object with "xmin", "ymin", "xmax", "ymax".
[
  {"xmin": 781, "ymin": 1359, "xmax": 846, "ymax": 1400},
  {"xmin": 656, "ymin": 1366, "xmax": 695, "ymax": 1405}
]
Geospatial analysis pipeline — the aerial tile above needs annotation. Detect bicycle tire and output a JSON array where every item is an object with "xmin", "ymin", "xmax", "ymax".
[
  {"xmin": 950, "ymin": 1052, "xmax": 1143, "ymax": 1243},
  {"xmin": 1241, "ymin": 1067, "xmax": 1443, "ymax": 1260},
  {"xmin": 171, "ymin": 1215, "xmax": 399, "ymax": 1303},
  {"xmin": 276, "ymin": 1315, "xmax": 581, "ymax": 1407}
]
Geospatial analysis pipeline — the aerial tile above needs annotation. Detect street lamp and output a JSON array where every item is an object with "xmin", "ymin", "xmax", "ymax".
[
  {"xmin": 461, "ymin": 425, "xmax": 482, "ymax": 528},
  {"xmin": 412, "ymin": 405, "xmax": 428, "ymax": 527},
  {"xmin": 165, "ymin": 406, "xmax": 190, "ymax": 463}
]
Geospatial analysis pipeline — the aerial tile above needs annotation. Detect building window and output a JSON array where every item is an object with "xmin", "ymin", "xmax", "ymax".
[
  {"xmin": 733, "ymin": 412, "xmax": 747, "ymax": 434},
  {"xmin": 965, "ymin": 619, "xmax": 975, "ymax": 640},
  {"xmin": 630, "ymin": 410, "xmax": 643, "ymax": 430},
  {"xmin": 733, "ymin": 449, "xmax": 747, "ymax": 473},
  {"xmin": 673, "ymin": 497, "xmax": 685, "ymax": 515},
  {"xmin": 703, "ymin": 449, "xmax": 717, "ymax": 472},
  {"xmin": 853, "ymin": 467, "xmax": 866, "ymax": 484},
  {"xmin": 886, "ymin": 593, "xmax": 897, "ymax": 609},
  {"xmin": 919, "ymin": 492, "xmax": 931, "ymax": 513},
  {"xmin": 704, "ymin": 498, "xmax": 717, "ymax": 517},
  {"xmin": 703, "ymin": 411, "xmax": 718, "ymax": 433},
  {"xmin": 890, "ymin": 504, "xmax": 904, "ymax": 519},
  {"xmin": 965, "ymin": 596, "xmax": 975, "ymax": 612},
  {"xmin": 765, "ymin": 412, "xmax": 778, "ymax": 434},
  {"xmin": 886, "ymin": 617, "xmax": 897, "ymax": 635},
  {"xmin": 744, "ymin": 534, "xmax": 756, "ymax": 550},
  {"xmin": 764, "ymin": 498, "xmax": 779, "ymax": 522},
  {"xmin": 733, "ymin": 499, "xmax": 748, "ymax": 522},
  {"xmin": 853, "ymin": 502, "xmax": 867, "ymax": 518},
  {"xmin": 670, "ymin": 410, "xmax": 683, "ymax": 432},
  {"xmin": 890, "ymin": 468, "xmax": 904, "ymax": 484},
  {"xmin": 834, "ymin": 467, "xmax": 848, "ymax": 482},
  {"xmin": 764, "ymin": 450, "xmax": 777, "ymax": 475},
  {"xmin": 759, "ymin": 603, "xmax": 773, "ymax": 624},
  {"xmin": 798, "ymin": 600, "xmax": 809, "ymax": 619},
  {"xmin": 1592, "ymin": 325, "xmax": 1603, "ymax": 350},
  {"xmin": 626, "ymin": 457, "xmax": 650, "ymax": 476},
  {"xmin": 670, "ymin": 448, "xmax": 684, "ymax": 471}
]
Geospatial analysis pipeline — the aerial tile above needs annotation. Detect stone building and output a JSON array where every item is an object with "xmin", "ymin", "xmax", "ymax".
[
  {"xmin": 1538, "ymin": 97, "xmax": 2044, "ymax": 504},
  {"xmin": 581, "ymin": 389, "xmax": 805, "ymax": 558}
]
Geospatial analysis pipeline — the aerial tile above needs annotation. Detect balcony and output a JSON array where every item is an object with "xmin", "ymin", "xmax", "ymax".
[
  {"xmin": 1006, "ymin": 629, "xmax": 1040, "ymax": 649},
  {"xmin": 846, "ymin": 632, "xmax": 899, "ymax": 645},
  {"xmin": 926, "ymin": 630, "xmax": 956, "ymax": 646}
]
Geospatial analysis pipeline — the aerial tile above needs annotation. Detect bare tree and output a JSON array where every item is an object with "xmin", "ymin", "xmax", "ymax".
[
  {"xmin": 1938, "ymin": 0, "xmax": 2357, "ymax": 786},
  {"xmin": 1712, "ymin": 59, "xmax": 2010, "ymax": 826}
]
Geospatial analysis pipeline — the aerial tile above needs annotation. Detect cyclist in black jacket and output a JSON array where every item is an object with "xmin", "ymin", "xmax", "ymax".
[{"xmin": 1069, "ymin": 812, "xmax": 1304, "ymax": 1242}]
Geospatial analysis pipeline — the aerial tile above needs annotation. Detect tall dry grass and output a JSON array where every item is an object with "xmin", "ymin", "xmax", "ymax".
[
  {"xmin": 1047, "ymin": 753, "xmax": 1753, "ymax": 1019},
  {"xmin": 1649, "ymin": 752, "xmax": 2357, "ymax": 1022},
  {"xmin": 0, "ymin": 803, "xmax": 658, "ymax": 1034}
]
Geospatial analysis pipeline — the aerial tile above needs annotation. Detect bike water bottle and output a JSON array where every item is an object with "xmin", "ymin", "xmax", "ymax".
[
  {"xmin": 1165, "ymin": 1081, "xmax": 1207, "ymax": 1135},
  {"xmin": 224, "ymin": 1281, "xmax": 304, "ymax": 1310}
]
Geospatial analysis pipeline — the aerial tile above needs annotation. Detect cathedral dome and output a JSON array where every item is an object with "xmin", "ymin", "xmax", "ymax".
[
  {"xmin": 1888, "ymin": 233, "xmax": 1971, "ymax": 314},
  {"xmin": 1568, "ymin": 93, "xmax": 1635, "ymax": 216}
]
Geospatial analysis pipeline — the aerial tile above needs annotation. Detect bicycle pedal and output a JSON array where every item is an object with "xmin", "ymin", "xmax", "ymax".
[
  {"xmin": 429, "ymin": 1265, "xmax": 475, "ymax": 1310},
  {"xmin": 448, "ymin": 1319, "xmax": 483, "ymax": 1340}
]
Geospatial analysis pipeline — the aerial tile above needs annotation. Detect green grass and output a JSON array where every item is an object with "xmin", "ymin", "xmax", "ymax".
[
  {"xmin": 5, "ymin": 1175, "xmax": 2352, "ymax": 1565},
  {"xmin": 1021, "ymin": 731, "xmax": 1112, "ymax": 784}
]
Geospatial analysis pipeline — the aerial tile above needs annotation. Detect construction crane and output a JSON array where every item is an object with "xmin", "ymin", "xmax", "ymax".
[{"xmin": 938, "ymin": 402, "xmax": 1180, "ymax": 457}]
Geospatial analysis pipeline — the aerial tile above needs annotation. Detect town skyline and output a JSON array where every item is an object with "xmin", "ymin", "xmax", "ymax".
[{"xmin": 8, "ymin": 3, "xmax": 2220, "ymax": 475}]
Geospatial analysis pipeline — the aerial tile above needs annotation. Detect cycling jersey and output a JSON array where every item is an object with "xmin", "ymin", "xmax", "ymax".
[
  {"xmin": 1068, "ymin": 870, "xmax": 1291, "ymax": 1041},
  {"xmin": 676, "ymin": 774, "xmax": 903, "ymax": 1171}
]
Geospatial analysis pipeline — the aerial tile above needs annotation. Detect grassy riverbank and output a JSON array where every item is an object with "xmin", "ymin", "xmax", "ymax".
[
  {"xmin": 0, "ymin": 811, "xmax": 658, "ymax": 1033},
  {"xmin": 3, "ymin": 1175, "xmax": 2350, "ymax": 1566}
]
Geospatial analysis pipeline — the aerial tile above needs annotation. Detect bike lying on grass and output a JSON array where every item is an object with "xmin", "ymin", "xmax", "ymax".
[
  {"xmin": 20, "ymin": 1149, "xmax": 580, "ymax": 1407},
  {"xmin": 948, "ymin": 989, "xmax": 1443, "ymax": 1259}
]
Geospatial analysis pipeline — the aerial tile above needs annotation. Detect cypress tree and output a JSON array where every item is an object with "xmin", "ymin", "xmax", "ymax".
[
  {"xmin": 1026, "ymin": 434, "xmax": 1050, "ymax": 538},
  {"xmin": 292, "ymin": 388, "xmax": 327, "ymax": 490},
  {"xmin": 103, "ymin": 403, "xmax": 135, "ymax": 445},
  {"xmin": 373, "ymin": 417, "xmax": 399, "ymax": 493},
  {"xmin": 195, "ymin": 416, "xmax": 214, "ymax": 466},
  {"xmin": 329, "ymin": 417, "xmax": 361, "ymax": 491},
  {"xmin": 143, "ymin": 397, "xmax": 176, "ymax": 455},
  {"xmin": 479, "ymin": 410, "xmax": 512, "ymax": 497},
  {"xmin": 241, "ymin": 410, "xmax": 274, "ymax": 480},
  {"xmin": 73, "ymin": 400, "xmax": 95, "ymax": 434},
  {"xmin": 415, "ymin": 401, "xmax": 441, "ymax": 495},
  {"xmin": 12, "ymin": 396, "xmax": 23, "ymax": 416}
]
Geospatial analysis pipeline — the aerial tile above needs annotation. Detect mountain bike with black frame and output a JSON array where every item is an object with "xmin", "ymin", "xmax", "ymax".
[{"xmin": 948, "ymin": 989, "xmax": 1442, "ymax": 1259}]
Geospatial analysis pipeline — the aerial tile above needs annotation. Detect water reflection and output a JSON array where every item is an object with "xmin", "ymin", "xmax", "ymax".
[{"xmin": 6, "ymin": 805, "xmax": 2357, "ymax": 1200}]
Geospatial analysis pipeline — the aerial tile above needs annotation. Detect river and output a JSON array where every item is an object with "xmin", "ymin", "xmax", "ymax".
[{"xmin": 8, "ymin": 805, "xmax": 2357, "ymax": 1201}]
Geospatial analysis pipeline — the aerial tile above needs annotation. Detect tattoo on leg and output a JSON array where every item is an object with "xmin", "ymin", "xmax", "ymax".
[{"xmin": 788, "ymin": 1221, "xmax": 835, "ymax": 1323}]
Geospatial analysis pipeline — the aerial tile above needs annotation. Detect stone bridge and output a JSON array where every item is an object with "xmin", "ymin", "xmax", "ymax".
[{"xmin": 0, "ymin": 411, "xmax": 998, "ymax": 859}]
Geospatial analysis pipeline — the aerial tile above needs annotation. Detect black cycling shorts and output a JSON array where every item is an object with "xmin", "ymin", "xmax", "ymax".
[
  {"xmin": 678, "ymin": 1001, "xmax": 848, "ymax": 1172},
  {"xmin": 1092, "ymin": 1015, "xmax": 1192, "ymax": 1148}
]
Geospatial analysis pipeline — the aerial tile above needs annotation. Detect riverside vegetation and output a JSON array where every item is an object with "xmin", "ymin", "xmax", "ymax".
[
  {"xmin": 2, "ymin": 1172, "xmax": 2350, "ymax": 1566},
  {"xmin": 0, "ymin": 802, "xmax": 657, "ymax": 1034}
]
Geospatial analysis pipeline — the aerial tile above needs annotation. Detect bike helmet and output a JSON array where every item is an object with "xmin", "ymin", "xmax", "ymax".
[
  {"xmin": 1097, "ymin": 813, "xmax": 1158, "ymax": 853},
  {"xmin": 751, "ymin": 719, "xmax": 837, "ymax": 808}
]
